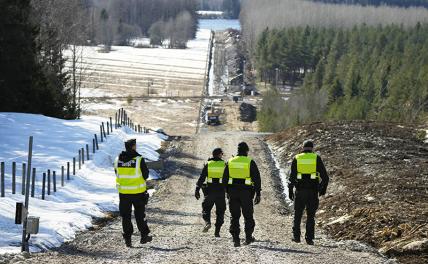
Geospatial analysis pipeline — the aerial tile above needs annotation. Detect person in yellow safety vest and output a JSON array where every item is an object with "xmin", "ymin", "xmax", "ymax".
[
  {"xmin": 288, "ymin": 140, "xmax": 329, "ymax": 245},
  {"xmin": 195, "ymin": 148, "xmax": 226, "ymax": 237},
  {"xmin": 222, "ymin": 142, "xmax": 261, "ymax": 247},
  {"xmin": 114, "ymin": 139, "xmax": 152, "ymax": 247}
]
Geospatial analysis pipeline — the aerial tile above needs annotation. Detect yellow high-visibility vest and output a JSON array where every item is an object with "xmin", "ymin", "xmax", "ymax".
[
  {"xmin": 295, "ymin": 153, "xmax": 320, "ymax": 181},
  {"xmin": 207, "ymin": 160, "xmax": 225, "ymax": 184},
  {"xmin": 228, "ymin": 156, "xmax": 253, "ymax": 186},
  {"xmin": 114, "ymin": 156, "xmax": 147, "ymax": 194}
]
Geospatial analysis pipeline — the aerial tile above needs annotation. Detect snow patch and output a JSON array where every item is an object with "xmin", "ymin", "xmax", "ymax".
[
  {"xmin": 266, "ymin": 143, "xmax": 293, "ymax": 207},
  {"xmin": 0, "ymin": 113, "xmax": 165, "ymax": 254}
]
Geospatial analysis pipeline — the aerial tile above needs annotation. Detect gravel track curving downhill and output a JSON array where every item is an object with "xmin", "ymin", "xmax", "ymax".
[{"xmin": 11, "ymin": 131, "xmax": 392, "ymax": 264}]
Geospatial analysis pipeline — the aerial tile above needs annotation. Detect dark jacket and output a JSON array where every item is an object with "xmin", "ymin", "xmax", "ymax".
[
  {"xmin": 196, "ymin": 157, "xmax": 225, "ymax": 192},
  {"xmin": 288, "ymin": 150, "xmax": 329, "ymax": 193},
  {"xmin": 116, "ymin": 150, "xmax": 149, "ymax": 180},
  {"xmin": 222, "ymin": 154, "xmax": 261, "ymax": 196}
]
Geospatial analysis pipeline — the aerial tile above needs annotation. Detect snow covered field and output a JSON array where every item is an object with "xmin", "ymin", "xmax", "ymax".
[
  {"xmin": 64, "ymin": 29, "xmax": 211, "ymax": 98},
  {"xmin": 0, "ymin": 113, "xmax": 166, "ymax": 254}
]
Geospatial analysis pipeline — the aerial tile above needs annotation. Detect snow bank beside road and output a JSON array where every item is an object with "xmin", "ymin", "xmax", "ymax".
[{"xmin": 0, "ymin": 113, "xmax": 166, "ymax": 254}]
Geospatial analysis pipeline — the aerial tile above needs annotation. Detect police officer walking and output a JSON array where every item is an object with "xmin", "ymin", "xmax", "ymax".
[
  {"xmin": 195, "ymin": 148, "xmax": 226, "ymax": 237},
  {"xmin": 222, "ymin": 142, "xmax": 261, "ymax": 247},
  {"xmin": 288, "ymin": 140, "xmax": 329, "ymax": 245},
  {"xmin": 114, "ymin": 139, "xmax": 152, "ymax": 247}
]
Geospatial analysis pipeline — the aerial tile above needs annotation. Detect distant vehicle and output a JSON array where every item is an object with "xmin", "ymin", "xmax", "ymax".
[
  {"xmin": 206, "ymin": 112, "xmax": 220, "ymax": 126},
  {"xmin": 204, "ymin": 103, "xmax": 222, "ymax": 125}
]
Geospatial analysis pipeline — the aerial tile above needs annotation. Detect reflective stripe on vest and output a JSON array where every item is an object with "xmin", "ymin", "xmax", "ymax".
[
  {"xmin": 295, "ymin": 152, "xmax": 319, "ymax": 181},
  {"xmin": 114, "ymin": 156, "xmax": 147, "ymax": 194},
  {"xmin": 207, "ymin": 160, "xmax": 225, "ymax": 184},
  {"xmin": 228, "ymin": 156, "xmax": 253, "ymax": 186}
]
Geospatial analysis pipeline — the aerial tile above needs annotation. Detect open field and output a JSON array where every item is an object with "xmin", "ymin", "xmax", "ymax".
[{"xmin": 64, "ymin": 29, "xmax": 211, "ymax": 98}]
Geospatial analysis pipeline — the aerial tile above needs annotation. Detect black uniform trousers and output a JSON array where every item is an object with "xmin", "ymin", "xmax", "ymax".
[
  {"xmin": 202, "ymin": 188, "xmax": 226, "ymax": 228},
  {"xmin": 119, "ymin": 192, "xmax": 150, "ymax": 238},
  {"xmin": 228, "ymin": 188, "xmax": 255, "ymax": 238},
  {"xmin": 293, "ymin": 188, "xmax": 319, "ymax": 240}
]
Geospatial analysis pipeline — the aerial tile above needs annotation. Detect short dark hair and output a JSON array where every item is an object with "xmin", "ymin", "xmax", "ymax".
[
  {"xmin": 125, "ymin": 139, "xmax": 136, "ymax": 150},
  {"xmin": 238, "ymin": 142, "xmax": 249, "ymax": 153},
  {"xmin": 212, "ymin": 148, "xmax": 223, "ymax": 157},
  {"xmin": 303, "ymin": 140, "xmax": 314, "ymax": 149}
]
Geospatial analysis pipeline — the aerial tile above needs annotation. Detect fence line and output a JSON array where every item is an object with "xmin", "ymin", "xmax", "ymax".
[{"xmin": 0, "ymin": 108, "xmax": 149, "ymax": 200}]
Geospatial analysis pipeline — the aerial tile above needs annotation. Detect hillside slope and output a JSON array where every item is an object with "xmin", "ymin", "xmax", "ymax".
[{"xmin": 267, "ymin": 121, "xmax": 428, "ymax": 264}]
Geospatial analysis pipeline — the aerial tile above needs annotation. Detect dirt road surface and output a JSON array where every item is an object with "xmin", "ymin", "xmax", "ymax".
[{"xmin": 12, "ymin": 131, "xmax": 392, "ymax": 264}]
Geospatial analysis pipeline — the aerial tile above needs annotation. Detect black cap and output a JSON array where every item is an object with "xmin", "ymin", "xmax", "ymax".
[
  {"xmin": 125, "ymin": 139, "xmax": 136, "ymax": 150},
  {"xmin": 238, "ymin": 142, "xmax": 249, "ymax": 153},
  {"xmin": 212, "ymin": 148, "xmax": 223, "ymax": 157},
  {"xmin": 303, "ymin": 140, "xmax": 314, "ymax": 149}
]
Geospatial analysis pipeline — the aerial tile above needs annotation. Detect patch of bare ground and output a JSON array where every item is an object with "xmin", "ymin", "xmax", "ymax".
[{"xmin": 267, "ymin": 121, "xmax": 428, "ymax": 264}]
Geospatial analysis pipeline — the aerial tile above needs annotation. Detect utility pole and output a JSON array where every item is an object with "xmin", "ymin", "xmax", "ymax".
[
  {"xmin": 242, "ymin": 59, "xmax": 246, "ymax": 99},
  {"xmin": 275, "ymin": 68, "xmax": 279, "ymax": 91}
]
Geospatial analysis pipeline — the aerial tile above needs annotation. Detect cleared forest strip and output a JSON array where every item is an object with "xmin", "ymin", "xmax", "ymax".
[{"xmin": 268, "ymin": 121, "xmax": 428, "ymax": 264}]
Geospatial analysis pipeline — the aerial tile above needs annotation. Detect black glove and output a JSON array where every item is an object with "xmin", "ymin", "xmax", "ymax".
[
  {"xmin": 288, "ymin": 188, "xmax": 294, "ymax": 201},
  {"xmin": 318, "ymin": 184, "xmax": 326, "ymax": 196},
  {"xmin": 195, "ymin": 187, "xmax": 200, "ymax": 200},
  {"xmin": 254, "ymin": 194, "xmax": 261, "ymax": 205},
  {"xmin": 144, "ymin": 192, "xmax": 149, "ymax": 205}
]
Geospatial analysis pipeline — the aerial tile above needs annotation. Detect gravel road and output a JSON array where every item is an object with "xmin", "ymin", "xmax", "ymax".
[{"xmin": 8, "ymin": 131, "xmax": 392, "ymax": 264}]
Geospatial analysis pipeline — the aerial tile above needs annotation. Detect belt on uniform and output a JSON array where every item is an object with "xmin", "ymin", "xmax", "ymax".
[{"xmin": 207, "ymin": 178, "xmax": 221, "ymax": 184}]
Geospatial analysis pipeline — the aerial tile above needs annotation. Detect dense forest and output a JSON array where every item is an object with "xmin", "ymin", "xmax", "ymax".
[
  {"xmin": 0, "ymin": 0, "xmax": 79, "ymax": 118},
  {"xmin": 240, "ymin": 0, "xmax": 428, "ymax": 131},
  {"xmin": 310, "ymin": 0, "xmax": 428, "ymax": 8},
  {"xmin": 256, "ymin": 24, "xmax": 428, "ymax": 131},
  {"xmin": 240, "ymin": 0, "xmax": 428, "ymax": 51}
]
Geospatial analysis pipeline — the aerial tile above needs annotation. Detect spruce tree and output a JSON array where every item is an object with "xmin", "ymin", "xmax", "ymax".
[{"xmin": 0, "ymin": 0, "xmax": 46, "ymax": 113}]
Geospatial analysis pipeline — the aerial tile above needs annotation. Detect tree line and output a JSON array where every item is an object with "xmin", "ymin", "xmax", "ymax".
[
  {"xmin": 199, "ymin": 0, "xmax": 241, "ymax": 18},
  {"xmin": 310, "ymin": 0, "xmax": 428, "ymax": 8},
  {"xmin": 257, "ymin": 24, "xmax": 428, "ymax": 131},
  {"xmin": 86, "ymin": 0, "xmax": 199, "ymax": 49},
  {"xmin": 0, "ymin": 0, "xmax": 200, "ymax": 119},
  {"xmin": 240, "ymin": 0, "xmax": 428, "ymax": 52}
]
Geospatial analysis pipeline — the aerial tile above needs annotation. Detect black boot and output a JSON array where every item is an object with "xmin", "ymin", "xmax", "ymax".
[
  {"xmin": 123, "ymin": 234, "xmax": 132, "ymax": 247},
  {"xmin": 202, "ymin": 222, "xmax": 211, "ymax": 233},
  {"xmin": 140, "ymin": 234, "xmax": 153, "ymax": 244},
  {"xmin": 305, "ymin": 238, "xmax": 314, "ymax": 245},
  {"xmin": 243, "ymin": 235, "xmax": 255, "ymax": 245},
  {"xmin": 232, "ymin": 234, "xmax": 240, "ymax": 247},
  {"xmin": 214, "ymin": 226, "xmax": 221, "ymax": 237},
  {"xmin": 292, "ymin": 230, "xmax": 301, "ymax": 243},
  {"xmin": 233, "ymin": 239, "xmax": 240, "ymax": 247}
]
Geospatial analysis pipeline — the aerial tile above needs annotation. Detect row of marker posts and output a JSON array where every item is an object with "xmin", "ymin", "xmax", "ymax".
[
  {"xmin": 0, "ymin": 109, "xmax": 150, "ymax": 251},
  {"xmin": 0, "ymin": 108, "xmax": 148, "ymax": 199}
]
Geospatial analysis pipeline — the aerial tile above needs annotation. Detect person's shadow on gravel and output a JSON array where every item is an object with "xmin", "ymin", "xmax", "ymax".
[
  {"xmin": 148, "ymin": 246, "xmax": 192, "ymax": 251},
  {"xmin": 250, "ymin": 244, "xmax": 314, "ymax": 254}
]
